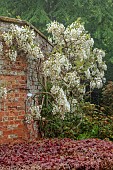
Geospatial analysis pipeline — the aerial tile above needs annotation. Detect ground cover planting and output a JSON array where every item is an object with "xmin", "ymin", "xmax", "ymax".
[{"xmin": 0, "ymin": 138, "xmax": 113, "ymax": 170}]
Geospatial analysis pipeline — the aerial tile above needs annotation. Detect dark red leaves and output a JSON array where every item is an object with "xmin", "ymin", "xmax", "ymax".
[{"xmin": 0, "ymin": 138, "xmax": 113, "ymax": 169}]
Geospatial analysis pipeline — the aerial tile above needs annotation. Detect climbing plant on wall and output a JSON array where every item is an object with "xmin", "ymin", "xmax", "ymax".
[{"xmin": 0, "ymin": 19, "xmax": 107, "ymax": 121}]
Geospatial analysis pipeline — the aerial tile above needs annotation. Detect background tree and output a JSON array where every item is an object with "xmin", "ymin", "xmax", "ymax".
[{"xmin": 0, "ymin": 0, "xmax": 113, "ymax": 80}]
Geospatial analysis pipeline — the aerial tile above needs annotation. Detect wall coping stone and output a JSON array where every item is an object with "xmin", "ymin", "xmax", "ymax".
[{"xmin": 0, "ymin": 16, "xmax": 53, "ymax": 47}]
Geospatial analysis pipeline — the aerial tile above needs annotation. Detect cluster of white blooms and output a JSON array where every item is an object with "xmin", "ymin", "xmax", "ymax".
[
  {"xmin": 51, "ymin": 85, "xmax": 70, "ymax": 118},
  {"xmin": 43, "ymin": 19, "xmax": 107, "ymax": 117},
  {"xmin": 85, "ymin": 69, "xmax": 91, "ymax": 79},
  {"xmin": 3, "ymin": 24, "xmax": 44, "ymax": 61},
  {"xmin": 0, "ymin": 87, "xmax": 7, "ymax": 99},
  {"xmin": 30, "ymin": 105, "xmax": 42, "ymax": 120},
  {"xmin": 47, "ymin": 21, "xmax": 65, "ymax": 44},
  {"xmin": 89, "ymin": 48, "xmax": 107, "ymax": 89},
  {"xmin": 64, "ymin": 22, "xmax": 85, "ymax": 42},
  {"xmin": 43, "ymin": 52, "xmax": 71, "ymax": 82},
  {"xmin": 8, "ymin": 49, "xmax": 17, "ymax": 62},
  {"xmin": 70, "ymin": 98, "xmax": 78, "ymax": 113},
  {"xmin": 64, "ymin": 71, "xmax": 80, "ymax": 88}
]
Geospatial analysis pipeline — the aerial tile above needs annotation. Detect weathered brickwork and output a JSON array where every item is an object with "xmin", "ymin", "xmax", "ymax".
[
  {"xmin": 0, "ymin": 16, "xmax": 52, "ymax": 144},
  {"xmin": 0, "ymin": 55, "xmax": 28, "ymax": 144}
]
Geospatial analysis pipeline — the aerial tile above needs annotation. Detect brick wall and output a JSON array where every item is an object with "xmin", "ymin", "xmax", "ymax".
[
  {"xmin": 0, "ymin": 17, "xmax": 52, "ymax": 144},
  {"xmin": 0, "ymin": 55, "xmax": 28, "ymax": 144}
]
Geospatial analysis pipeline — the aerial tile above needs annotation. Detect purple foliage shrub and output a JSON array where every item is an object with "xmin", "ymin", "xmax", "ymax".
[{"xmin": 0, "ymin": 138, "xmax": 113, "ymax": 170}]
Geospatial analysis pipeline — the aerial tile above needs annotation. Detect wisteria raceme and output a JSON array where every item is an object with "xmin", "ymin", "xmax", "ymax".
[
  {"xmin": 30, "ymin": 105, "xmax": 41, "ymax": 120},
  {"xmin": 85, "ymin": 69, "xmax": 91, "ymax": 79},
  {"xmin": 70, "ymin": 98, "xmax": 78, "ymax": 113},
  {"xmin": 0, "ymin": 42, "xmax": 3, "ymax": 54},
  {"xmin": 0, "ymin": 87, "xmax": 7, "ymax": 99},
  {"xmin": 8, "ymin": 49, "xmax": 17, "ymax": 61},
  {"xmin": 51, "ymin": 85, "xmax": 70, "ymax": 118}
]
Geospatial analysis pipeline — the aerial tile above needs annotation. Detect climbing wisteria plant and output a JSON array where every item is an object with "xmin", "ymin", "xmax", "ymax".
[
  {"xmin": 0, "ymin": 19, "xmax": 107, "ymax": 120},
  {"xmin": 43, "ymin": 19, "xmax": 107, "ymax": 119}
]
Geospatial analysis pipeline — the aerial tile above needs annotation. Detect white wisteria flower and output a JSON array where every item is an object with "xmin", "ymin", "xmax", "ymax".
[
  {"xmin": 0, "ymin": 42, "xmax": 3, "ymax": 54},
  {"xmin": 30, "ymin": 105, "xmax": 41, "ymax": 120},
  {"xmin": 85, "ymin": 69, "xmax": 91, "ymax": 79},
  {"xmin": 0, "ymin": 87, "xmax": 7, "ymax": 99},
  {"xmin": 8, "ymin": 49, "xmax": 17, "ymax": 61},
  {"xmin": 51, "ymin": 85, "xmax": 70, "ymax": 117}
]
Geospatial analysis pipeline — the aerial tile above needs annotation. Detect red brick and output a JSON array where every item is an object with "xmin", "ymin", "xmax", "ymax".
[{"xmin": 0, "ymin": 56, "xmax": 28, "ymax": 144}]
